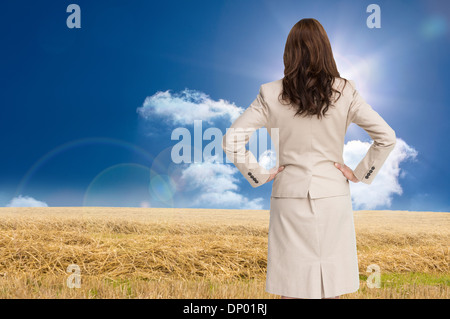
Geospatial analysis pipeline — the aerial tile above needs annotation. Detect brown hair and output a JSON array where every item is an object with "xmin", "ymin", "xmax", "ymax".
[{"xmin": 279, "ymin": 18, "xmax": 347, "ymax": 119}]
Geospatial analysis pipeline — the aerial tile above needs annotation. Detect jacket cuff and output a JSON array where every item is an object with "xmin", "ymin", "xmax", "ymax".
[
  {"xmin": 353, "ymin": 162, "xmax": 377, "ymax": 185},
  {"xmin": 246, "ymin": 166, "xmax": 271, "ymax": 188}
]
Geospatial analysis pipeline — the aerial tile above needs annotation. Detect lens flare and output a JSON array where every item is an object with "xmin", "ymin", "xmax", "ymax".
[
  {"xmin": 83, "ymin": 163, "xmax": 152, "ymax": 207},
  {"xmin": 420, "ymin": 15, "xmax": 447, "ymax": 39},
  {"xmin": 149, "ymin": 173, "xmax": 177, "ymax": 203},
  {"xmin": 15, "ymin": 137, "xmax": 155, "ymax": 200},
  {"xmin": 148, "ymin": 146, "xmax": 184, "ymax": 206}
]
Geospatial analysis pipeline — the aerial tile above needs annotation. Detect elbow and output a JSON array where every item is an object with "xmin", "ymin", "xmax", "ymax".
[
  {"xmin": 222, "ymin": 133, "xmax": 234, "ymax": 154},
  {"xmin": 373, "ymin": 127, "xmax": 397, "ymax": 149},
  {"xmin": 388, "ymin": 128, "xmax": 397, "ymax": 148},
  {"xmin": 383, "ymin": 128, "xmax": 397, "ymax": 150},
  {"xmin": 222, "ymin": 134, "xmax": 228, "ymax": 152}
]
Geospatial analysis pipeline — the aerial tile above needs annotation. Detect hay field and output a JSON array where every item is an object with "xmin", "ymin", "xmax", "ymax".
[{"xmin": 0, "ymin": 207, "xmax": 448, "ymax": 299}]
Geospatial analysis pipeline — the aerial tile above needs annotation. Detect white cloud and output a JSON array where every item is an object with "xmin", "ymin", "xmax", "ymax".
[
  {"xmin": 344, "ymin": 138, "xmax": 418, "ymax": 210},
  {"xmin": 258, "ymin": 149, "xmax": 277, "ymax": 170},
  {"xmin": 6, "ymin": 195, "xmax": 48, "ymax": 207},
  {"xmin": 137, "ymin": 89, "xmax": 244, "ymax": 125},
  {"xmin": 179, "ymin": 156, "xmax": 265, "ymax": 209}
]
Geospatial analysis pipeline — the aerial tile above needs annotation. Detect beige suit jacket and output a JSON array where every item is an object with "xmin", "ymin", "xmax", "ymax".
[{"xmin": 222, "ymin": 78, "xmax": 396, "ymax": 199}]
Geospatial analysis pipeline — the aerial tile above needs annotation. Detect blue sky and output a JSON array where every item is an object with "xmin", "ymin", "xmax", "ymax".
[{"xmin": 0, "ymin": 0, "xmax": 448, "ymax": 211}]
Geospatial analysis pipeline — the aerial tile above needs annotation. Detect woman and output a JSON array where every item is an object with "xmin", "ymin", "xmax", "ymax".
[{"xmin": 222, "ymin": 18, "xmax": 396, "ymax": 299}]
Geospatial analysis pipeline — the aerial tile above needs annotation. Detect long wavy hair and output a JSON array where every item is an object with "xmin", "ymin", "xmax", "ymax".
[{"xmin": 279, "ymin": 18, "xmax": 347, "ymax": 119}]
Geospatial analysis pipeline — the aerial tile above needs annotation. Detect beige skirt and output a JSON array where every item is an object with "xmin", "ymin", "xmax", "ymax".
[{"xmin": 266, "ymin": 191, "xmax": 360, "ymax": 299}]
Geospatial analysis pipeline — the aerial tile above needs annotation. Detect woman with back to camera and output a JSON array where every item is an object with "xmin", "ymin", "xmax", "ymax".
[{"xmin": 222, "ymin": 18, "xmax": 396, "ymax": 299}]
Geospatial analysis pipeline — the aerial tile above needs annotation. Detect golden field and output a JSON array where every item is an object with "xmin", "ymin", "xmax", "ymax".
[{"xmin": 0, "ymin": 207, "xmax": 448, "ymax": 299}]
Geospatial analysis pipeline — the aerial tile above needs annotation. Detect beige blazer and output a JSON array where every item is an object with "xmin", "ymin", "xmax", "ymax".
[{"xmin": 222, "ymin": 78, "xmax": 396, "ymax": 199}]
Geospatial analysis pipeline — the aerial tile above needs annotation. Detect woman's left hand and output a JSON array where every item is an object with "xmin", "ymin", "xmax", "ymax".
[
  {"xmin": 265, "ymin": 166, "xmax": 285, "ymax": 184},
  {"xmin": 334, "ymin": 162, "xmax": 360, "ymax": 183}
]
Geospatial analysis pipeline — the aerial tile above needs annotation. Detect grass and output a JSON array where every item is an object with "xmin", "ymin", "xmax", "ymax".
[{"xmin": 0, "ymin": 207, "xmax": 448, "ymax": 299}]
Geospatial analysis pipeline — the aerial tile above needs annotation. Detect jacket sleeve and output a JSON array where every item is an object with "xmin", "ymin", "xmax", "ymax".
[
  {"xmin": 221, "ymin": 85, "xmax": 272, "ymax": 188},
  {"xmin": 348, "ymin": 81, "xmax": 397, "ymax": 184}
]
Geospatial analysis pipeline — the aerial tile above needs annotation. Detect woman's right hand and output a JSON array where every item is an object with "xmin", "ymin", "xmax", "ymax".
[{"xmin": 334, "ymin": 162, "xmax": 360, "ymax": 183}]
